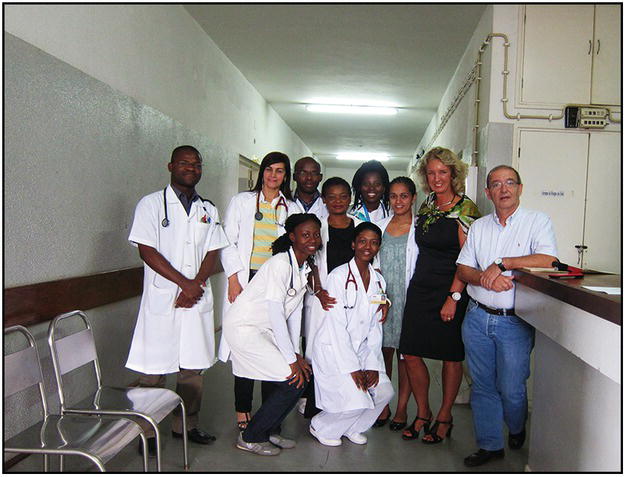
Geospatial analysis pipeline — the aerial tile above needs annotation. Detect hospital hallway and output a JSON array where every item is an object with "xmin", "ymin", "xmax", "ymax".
[{"xmin": 8, "ymin": 344, "xmax": 528, "ymax": 473}]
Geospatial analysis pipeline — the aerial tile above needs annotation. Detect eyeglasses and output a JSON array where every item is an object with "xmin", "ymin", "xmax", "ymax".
[
  {"xmin": 294, "ymin": 171, "xmax": 321, "ymax": 178},
  {"xmin": 489, "ymin": 179, "xmax": 519, "ymax": 190}
]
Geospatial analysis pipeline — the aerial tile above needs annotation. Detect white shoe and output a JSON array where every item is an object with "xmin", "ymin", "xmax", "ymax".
[
  {"xmin": 297, "ymin": 398, "xmax": 307, "ymax": 415},
  {"xmin": 269, "ymin": 434, "xmax": 296, "ymax": 449},
  {"xmin": 344, "ymin": 432, "xmax": 367, "ymax": 445},
  {"xmin": 309, "ymin": 425, "xmax": 342, "ymax": 447}
]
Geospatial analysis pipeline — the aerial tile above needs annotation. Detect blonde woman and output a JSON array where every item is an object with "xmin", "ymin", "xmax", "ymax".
[{"xmin": 399, "ymin": 147, "xmax": 480, "ymax": 443}]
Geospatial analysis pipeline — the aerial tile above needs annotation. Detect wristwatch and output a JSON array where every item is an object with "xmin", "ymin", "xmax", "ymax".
[
  {"xmin": 448, "ymin": 291, "xmax": 462, "ymax": 302},
  {"xmin": 494, "ymin": 257, "xmax": 507, "ymax": 272}
]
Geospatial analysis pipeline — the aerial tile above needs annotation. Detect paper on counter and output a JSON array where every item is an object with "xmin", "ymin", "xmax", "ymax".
[{"xmin": 581, "ymin": 286, "xmax": 621, "ymax": 295}]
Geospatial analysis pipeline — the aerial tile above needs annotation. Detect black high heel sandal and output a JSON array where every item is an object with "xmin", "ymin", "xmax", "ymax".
[
  {"xmin": 401, "ymin": 415, "xmax": 432, "ymax": 440},
  {"xmin": 389, "ymin": 419, "xmax": 407, "ymax": 431},
  {"xmin": 422, "ymin": 418, "xmax": 453, "ymax": 444}
]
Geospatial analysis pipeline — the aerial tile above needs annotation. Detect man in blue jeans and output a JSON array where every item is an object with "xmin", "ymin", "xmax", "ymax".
[{"xmin": 456, "ymin": 165, "xmax": 558, "ymax": 467}]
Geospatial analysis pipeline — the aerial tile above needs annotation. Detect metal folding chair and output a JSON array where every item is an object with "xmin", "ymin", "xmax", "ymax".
[
  {"xmin": 47, "ymin": 310, "xmax": 189, "ymax": 471},
  {"xmin": 4, "ymin": 325, "xmax": 149, "ymax": 472}
]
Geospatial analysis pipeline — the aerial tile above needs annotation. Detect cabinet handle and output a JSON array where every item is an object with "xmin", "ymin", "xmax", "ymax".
[
  {"xmin": 597, "ymin": 39, "xmax": 601, "ymax": 55},
  {"xmin": 588, "ymin": 40, "xmax": 592, "ymax": 55}
]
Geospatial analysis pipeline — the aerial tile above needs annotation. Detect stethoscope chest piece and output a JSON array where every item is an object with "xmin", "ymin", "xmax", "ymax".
[
  {"xmin": 162, "ymin": 218, "xmax": 170, "ymax": 227},
  {"xmin": 286, "ymin": 288, "xmax": 297, "ymax": 297},
  {"xmin": 254, "ymin": 211, "xmax": 264, "ymax": 221}
]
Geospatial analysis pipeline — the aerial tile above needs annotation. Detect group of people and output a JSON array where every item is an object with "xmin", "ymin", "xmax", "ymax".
[{"xmin": 126, "ymin": 144, "xmax": 558, "ymax": 467}]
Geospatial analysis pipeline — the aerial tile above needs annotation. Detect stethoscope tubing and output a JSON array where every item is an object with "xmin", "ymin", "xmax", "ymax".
[{"xmin": 161, "ymin": 186, "xmax": 210, "ymax": 228}]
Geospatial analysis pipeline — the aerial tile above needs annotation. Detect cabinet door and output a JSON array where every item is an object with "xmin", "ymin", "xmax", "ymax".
[
  {"xmin": 582, "ymin": 133, "xmax": 620, "ymax": 272},
  {"xmin": 521, "ymin": 5, "xmax": 594, "ymax": 105},
  {"xmin": 591, "ymin": 5, "xmax": 621, "ymax": 105},
  {"xmin": 518, "ymin": 130, "xmax": 588, "ymax": 266}
]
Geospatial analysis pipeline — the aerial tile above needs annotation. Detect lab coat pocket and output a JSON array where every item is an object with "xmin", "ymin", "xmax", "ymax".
[
  {"xmin": 315, "ymin": 343, "xmax": 341, "ymax": 376},
  {"xmin": 147, "ymin": 286, "xmax": 175, "ymax": 316}
]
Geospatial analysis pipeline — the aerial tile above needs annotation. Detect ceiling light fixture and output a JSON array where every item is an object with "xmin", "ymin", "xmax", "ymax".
[
  {"xmin": 305, "ymin": 104, "xmax": 398, "ymax": 115},
  {"xmin": 336, "ymin": 153, "xmax": 390, "ymax": 162}
]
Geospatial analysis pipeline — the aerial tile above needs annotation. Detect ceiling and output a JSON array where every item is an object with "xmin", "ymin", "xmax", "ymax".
[{"xmin": 186, "ymin": 4, "xmax": 486, "ymax": 170}]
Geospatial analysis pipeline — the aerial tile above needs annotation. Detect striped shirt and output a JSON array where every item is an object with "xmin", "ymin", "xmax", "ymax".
[{"xmin": 250, "ymin": 201, "xmax": 279, "ymax": 270}]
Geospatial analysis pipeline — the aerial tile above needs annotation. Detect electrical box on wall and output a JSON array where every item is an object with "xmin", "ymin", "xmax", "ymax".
[{"xmin": 564, "ymin": 106, "xmax": 609, "ymax": 129}]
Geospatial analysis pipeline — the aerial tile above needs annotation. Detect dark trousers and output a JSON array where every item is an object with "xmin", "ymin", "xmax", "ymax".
[
  {"xmin": 234, "ymin": 376, "xmax": 275, "ymax": 412},
  {"xmin": 241, "ymin": 379, "xmax": 305, "ymax": 443}
]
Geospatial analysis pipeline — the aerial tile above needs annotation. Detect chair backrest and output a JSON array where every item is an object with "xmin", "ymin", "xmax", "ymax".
[
  {"xmin": 4, "ymin": 325, "xmax": 49, "ymax": 418},
  {"xmin": 48, "ymin": 310, "xmax": 103, "ymax": 410}
]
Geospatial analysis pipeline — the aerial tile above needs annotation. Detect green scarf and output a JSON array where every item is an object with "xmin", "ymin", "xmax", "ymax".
[{"xmin": 417, "ymin": 192, "xmax": 481, "ymax": 234}]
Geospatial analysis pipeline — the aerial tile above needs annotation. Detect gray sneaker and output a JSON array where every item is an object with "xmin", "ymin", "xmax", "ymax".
[
  {"xmin": 269, "ymin": 434, "xmax": 296, "ymax": 449},
  {"xmin": 236, "ymin": 433, "xmax": 281, "ymax": 456}
]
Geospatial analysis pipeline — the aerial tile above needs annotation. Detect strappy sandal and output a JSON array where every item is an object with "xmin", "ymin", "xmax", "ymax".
[
  {"xmin": 401, "ymin": 414, "xmax": 432, "ymax": 440},
  {"xmin": 237, "ymin": 412, "xmax": 250, "ymax": 430},
  {"xmin": 422, "ymin": 417, "xmax": 453, "ymax": 444}
]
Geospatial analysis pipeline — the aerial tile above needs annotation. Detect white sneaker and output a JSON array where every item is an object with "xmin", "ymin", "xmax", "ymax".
[
  {"xmin": 344, "ymin": 432, "xmax": 367, "ymax": 445},
  {"xmin": 236, "ymin": 432, "xmax": 281, "ymax": 456},
  {"xmin": 297, "ymin": 398, "xmax": 307, "ymax": 415},
  {"xmin": 269, "ymin": 434, "xmax": 296, "ymax": 449},
  {"xmin": 309, "ymin": 425, "xmax": 342, "ymax": 447}
]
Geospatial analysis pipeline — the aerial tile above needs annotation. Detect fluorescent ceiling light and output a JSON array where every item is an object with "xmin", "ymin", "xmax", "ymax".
[
  {"xmin": 337, "ymin": 153, "xmax": 390, "ymax": 162},
  {"xmin": 306, "ymin": 104, "xmax": 398, "ymax": 115}
]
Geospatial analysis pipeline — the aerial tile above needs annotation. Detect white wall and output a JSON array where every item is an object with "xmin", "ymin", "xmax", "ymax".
[{"xmin": 4, "ymin": 5, "xmax": 310, "ymax": 165}]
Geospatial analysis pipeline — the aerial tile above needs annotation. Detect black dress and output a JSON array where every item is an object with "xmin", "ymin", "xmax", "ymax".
[{"xmin": 399, "ymin": 199, "xmax": 470, "ymax": 362}]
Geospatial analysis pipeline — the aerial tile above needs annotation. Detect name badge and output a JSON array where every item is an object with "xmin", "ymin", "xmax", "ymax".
[{"xmin": 371, "ymin": 293, "xmax": 387, "ymax": 305}]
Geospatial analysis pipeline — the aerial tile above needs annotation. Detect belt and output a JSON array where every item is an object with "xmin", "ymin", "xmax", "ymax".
[{"xmin": 472, "ymin": 298, "xmax": 516, "ymax": 316}]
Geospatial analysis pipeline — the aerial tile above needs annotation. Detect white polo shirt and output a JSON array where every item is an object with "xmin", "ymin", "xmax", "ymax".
[{"xmin": 456, "ymin": 206, "xmax": 558, "ymax": 310}]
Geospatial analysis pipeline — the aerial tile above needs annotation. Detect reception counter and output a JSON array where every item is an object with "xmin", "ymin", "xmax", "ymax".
[{"xmin": 514, "ymin": 270, "xmax": 621, "ymax": 472}]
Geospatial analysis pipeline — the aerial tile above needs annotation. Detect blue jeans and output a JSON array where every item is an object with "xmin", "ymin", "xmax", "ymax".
[
  {"xmin": 241, "ymin": 378, "xmax": 305, "ymax": 443},
  {"xmin": 461, "ymin": 299, "xmax": 534, "ymax": 451}
]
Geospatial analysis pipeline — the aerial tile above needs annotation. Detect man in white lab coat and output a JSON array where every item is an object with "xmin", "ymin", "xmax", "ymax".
[
  {"xmin": 292, "ymin": 157, "xmax": 328, "ymax": 219},
  {"xmin": 126, "ymin": 145, "xmax": 229, "ymax": 451}
]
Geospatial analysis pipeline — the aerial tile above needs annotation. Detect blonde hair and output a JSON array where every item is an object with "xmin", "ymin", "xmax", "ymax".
[{"xmin": 416, "ymin": 147, "xmax": 468, "ymax": 195}]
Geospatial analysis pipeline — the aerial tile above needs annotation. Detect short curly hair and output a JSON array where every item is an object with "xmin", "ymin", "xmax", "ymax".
[{"xmin": 416, "ymin": 147, "xmax": 468, "ymax": 195}]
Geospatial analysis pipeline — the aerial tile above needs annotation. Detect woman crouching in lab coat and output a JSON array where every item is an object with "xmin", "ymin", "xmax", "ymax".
[
  {"xmin": 310, "ymin": 222, "xmax": 395, "ymax": 446},
  {"xmin": 223, "ymin": 213, "xmax": 321, "ymax": 456}
]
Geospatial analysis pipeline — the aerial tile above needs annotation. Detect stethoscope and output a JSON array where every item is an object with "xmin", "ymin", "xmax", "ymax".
[
  {"xmin": 254, "ymin": 190, "xmax": 289, "ymax": 226},
  {"xmin": 343, "ymin": 263, "xmax": 383, "ymax": 309},
  {"xmin": 286, "ymin": 251, "xmax": 297, "ymax": 297},
  {"xmin": 161, "ymin": 187, "xmax": 211, "ymax": 227}
]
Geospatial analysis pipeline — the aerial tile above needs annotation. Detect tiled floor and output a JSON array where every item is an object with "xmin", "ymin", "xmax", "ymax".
[{"xmin": 8, "ymin": 356, "xmax": 528, "ymax": 473}]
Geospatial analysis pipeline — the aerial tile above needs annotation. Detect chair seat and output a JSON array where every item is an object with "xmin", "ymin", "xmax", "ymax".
[
  {"xmin": 67, "ymin": 386, "xmax": 181, "ymax": 425},
  {"xmin": 5, "ymin": 414, "xmax": 143, "ymax": 465}
]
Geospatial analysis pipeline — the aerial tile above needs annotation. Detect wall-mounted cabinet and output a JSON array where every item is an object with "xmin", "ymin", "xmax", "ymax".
[
  {"xmin": 520, "ymin": 5, "xmax": 621, "ymax": 107},
  {"xmin": 517, "ymin": 129, "xmax": 620, "ymax": 272}
]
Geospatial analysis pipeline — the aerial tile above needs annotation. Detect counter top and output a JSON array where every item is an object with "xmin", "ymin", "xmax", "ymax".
[{"xmin": 513, "ymin": 270, "xmax": 621, "ymax": 326}]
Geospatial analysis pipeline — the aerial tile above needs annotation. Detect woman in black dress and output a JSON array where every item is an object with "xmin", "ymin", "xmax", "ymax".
[{"xmin": 399, "ymin": 147, "xmax": 480, "ymax": 443}]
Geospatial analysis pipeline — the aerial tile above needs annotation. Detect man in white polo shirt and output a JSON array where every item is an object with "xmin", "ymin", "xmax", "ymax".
[{"xmin": 456, "ymin": 165, "xmax": 558, "ymax": 468}]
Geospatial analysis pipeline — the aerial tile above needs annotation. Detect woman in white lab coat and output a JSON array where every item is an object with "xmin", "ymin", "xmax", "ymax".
[
  {"xmin": 223, "ymin": 213, "xmax": 322, "ymax": 456},
  {"xmin": 219, "ymin": 151, "xmax": 297, "ymax": 429},
  {"xmin": 349, "ymin": 160, "xmax": 391, "ymax": 223},
  {"xmin": 309, "ymin": 222, "xmax": 395, "ymax": 446},
  {"xmin": 372, "ymin": 177, "xmax": 419, "ymax": 431},
  {"xmin": 300, "ymin": 177, "xmax": 362, "ymax": 417}
]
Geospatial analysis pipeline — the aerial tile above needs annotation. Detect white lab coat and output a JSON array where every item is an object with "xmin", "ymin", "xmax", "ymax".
[
  {"xmin": 349, "ymin": 202, "xmax": 390, "ymax": 224},
  {"xmin": 302, "ymin": 216, "xmax": 363, "ymax": 360},
  {"xmin": 126, "ymin": 185, "xmax": 229, "ymax": 374},
  {"xmin": 311, "ymin": 259, "xmax": 388, "ymax": 413},
  {"xmin": 293, "ymin": 194, "xmax": 328, "ymax": 220},
  {"xmin": 377, "ymin": 214, "xmax": 419, "ymax": 290},
  {"xmin": 218, "ymin": 190, "xmax": 297, "ymax": 362},
  {"xmin": 222, "ymin": 248, "xmax": 310, "ymax": 381}
]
